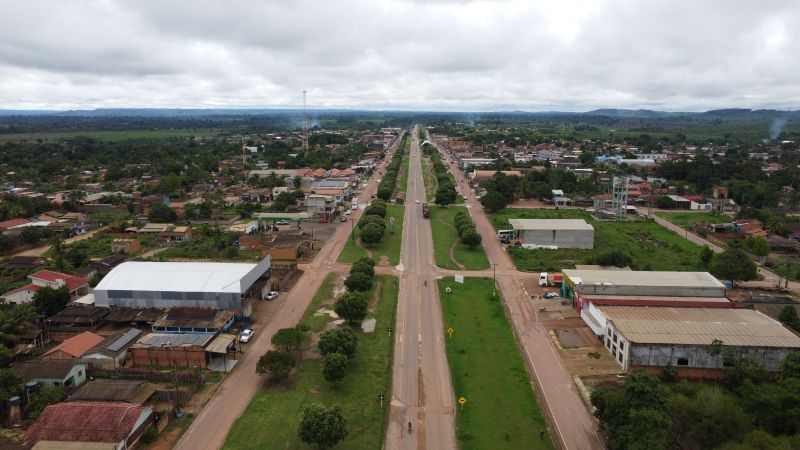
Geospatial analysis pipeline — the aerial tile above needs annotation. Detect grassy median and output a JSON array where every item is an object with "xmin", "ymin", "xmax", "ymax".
[
  {"xmin": 338, "ymin": 204, "xmax": 405, "ymax": 265},
  {"xmin": 429, "ymin": 206, "xmax": 490, "ymax": 270},
  {"xmin": 439, "ymin": 277, "xmax": 553, "ymax": 450},
  {"xmin": 490, "ymin": 208, "xmax": 708, "ymax": 272},
  {"xmin": 223, "ymin": 275, "xmax": 399, "ymax": 450}
]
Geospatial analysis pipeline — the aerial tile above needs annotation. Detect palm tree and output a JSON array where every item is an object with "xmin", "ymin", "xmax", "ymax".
[
  {"xmin": 0, "ymin": 304, "xmax": 42, "ymax": 348},
  {"xmin": 766, "ymin": 216, "xmax": 789, "ymax": 236},
  {"xmin": 67, "ymin": 189, "xmax": 87, "ymax": 204}
]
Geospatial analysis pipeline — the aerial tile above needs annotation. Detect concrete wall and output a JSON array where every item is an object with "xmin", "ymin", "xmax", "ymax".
[
  {"xmin": 129, "ymin": 346, "xmax": 206, "ymax": 369},
  {"xmin": 520, "ymin": 228, "xmax": 594, "ymax": 249},
  {"xmin": 627, "ymin": 342, "xmax": 795, "ymax": 372},
  {"xmin": 575, "ymin": 283, "xmax": 725, "ymax": 298}
]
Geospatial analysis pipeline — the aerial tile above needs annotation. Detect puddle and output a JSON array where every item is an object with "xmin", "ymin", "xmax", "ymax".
[{"xmin": 361, "ymin": 318, "xmax": 376, "ymax": 332}]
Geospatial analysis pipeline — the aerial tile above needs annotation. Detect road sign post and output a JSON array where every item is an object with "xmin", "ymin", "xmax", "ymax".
[
  {"xmin": 378, "ymin": 393, "xmax": 385, "ymax": 407},
  {"xmin": 447, "ymin": 327, "xmax": 454, "ymax": 339},
  {"xmin": 458, "ymin": 396, "xmax": 467, "ymax": 410}
]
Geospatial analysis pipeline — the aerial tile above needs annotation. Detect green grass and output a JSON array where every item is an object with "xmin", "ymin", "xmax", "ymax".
[
  {"xmin": 302, "ymin": 273, "xmax": 337, "ymax": 332},
  {"xmin": 223, "ymin": 275, "xmax": 399, "ymax": 450},
  {"xmin": 490, "ymin": 209, "xmax": 707, "ymax": 272},
  {"xmin": 397, "ymin": 155, "xmax": 410, "ymax": 196},
  {"xmin": 422, "ymin": 156, "xmax": 437, "ymax": 202},
  {"xmin": 44, "ymin": 235, "xmax": 156, "ymax": 259},
  {"xmin": 429, "ymin": 206, "xmax": 489, "ymax": 270},
  {"xmin": 0, "ymin": 129, "xmax": 217, "ymax": 142},
  {"xmin": 655, "ymin": 211, "xmax": 732, "ymax": 229},
  {"xmin": 439, "ymin": 277, "xmax": 553, "ymax": 450},
  {"xmin": 338, "ymin": 205, "xmax": 404, "ymax": 265}
]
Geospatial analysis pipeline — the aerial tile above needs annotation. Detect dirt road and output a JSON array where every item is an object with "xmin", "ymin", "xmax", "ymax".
[
  {"xmin": 12, "ymin": 226, "xmax": 108, "ymax": 257},
  {"xmin": 174, "ymin": 133, "xmax": 404, "ymax": 450},
  {"xmin": 386, "ymin": 127, "xmax": 457, "ymax": 450}
]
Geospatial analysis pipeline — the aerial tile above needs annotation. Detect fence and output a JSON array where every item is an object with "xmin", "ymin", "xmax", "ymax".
[{"xmin": 89, "ymin": 367, "xmax": 204, "ymax": 385}]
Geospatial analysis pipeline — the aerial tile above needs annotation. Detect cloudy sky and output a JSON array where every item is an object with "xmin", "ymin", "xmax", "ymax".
[{"xmin": 1, "ymin": 0, "xmax": 798, "ymax": 111}]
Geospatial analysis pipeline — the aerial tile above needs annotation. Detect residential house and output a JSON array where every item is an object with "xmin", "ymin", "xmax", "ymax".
[
  {"xmin": 111, "ymin": 239, "xmax": 141, "ymax": 254},
  {"xmin": 43, "ymin": 331, "xmax": 105, "ymax": 361},
  {"xmin": 80, "ymin": 328, "xmax": 142, "ymax": 370},
  {"xmin": 24, "ymin": 402, "xmax": 154, "ymax": 448},
  {"xmin": 0, "ymin": 270, "xmax": 89, "ymax": 305},
  {"xmin": 12, "ymin": 360, "xmax": 87, "ymax": 388}
]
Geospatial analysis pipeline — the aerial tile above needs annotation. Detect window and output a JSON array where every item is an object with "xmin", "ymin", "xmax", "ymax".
[
  {"xmin": 677, "ymin": 357, "xmax": 689, "ymax": 366},
  {"xmin": 108, "ymin": 290, "xmax": 134, "ymax": 299},
  {"xmin": 163, "ymin": 291, "xmax": 183, "ymax": 300},
  {"xmin": 619, "ymin": 342, "xmax": 624, "ymax": 352},
  {"xmin": 618, "ymin": 353, "xmax": 623, "ymax": 363}
]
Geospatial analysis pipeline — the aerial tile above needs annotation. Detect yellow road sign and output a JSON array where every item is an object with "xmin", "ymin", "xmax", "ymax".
[
  {"xmin": 458, "ymin": 396, "xmax": 467, "ymax": 410},
  {"xmin": 447, "ymin": 327, "xmax": 454, "ymax": 338}
]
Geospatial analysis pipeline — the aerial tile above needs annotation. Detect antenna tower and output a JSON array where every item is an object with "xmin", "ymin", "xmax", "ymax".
[{"xmin": 302, "ymin": 90, "xmax": 309, "ymax": 152}]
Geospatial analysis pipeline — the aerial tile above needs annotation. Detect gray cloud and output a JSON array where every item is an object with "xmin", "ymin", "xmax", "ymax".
[{"xmin": 0, "ymin": 0, "xmax": 798, "ymax": 110}]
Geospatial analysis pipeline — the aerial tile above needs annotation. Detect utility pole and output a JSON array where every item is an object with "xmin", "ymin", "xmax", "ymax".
[{"xmin": 492, "ymin": 263, "xmax": 498, "ymax": 298}]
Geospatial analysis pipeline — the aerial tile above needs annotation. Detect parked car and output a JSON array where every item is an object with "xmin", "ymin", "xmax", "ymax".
[
  {"xmin": 276, "ymin": 220, "xmax": 289, "ymax": 225},
  {"xmin": 240, "ymin": 329, "xmax": 254, "ymax": 343},
  {"xmin": 265, "ymin": 290, "xmax": 279, "ymax": 300},
  {"xmin": 543, "ymin": 292, "xmax": 560, "ymax": 299}
]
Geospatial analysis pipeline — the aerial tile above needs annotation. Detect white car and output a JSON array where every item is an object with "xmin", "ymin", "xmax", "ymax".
[
  {"xmin": 415, "ymin": 200, "xmax": 420, "ymax": 204},
  {"xmin": 265, "ymin": 290, "xmax": 279, "ymax": 300},
  {"xmin": 239, "ymin": 329, "xmax": 254, "ymax": 343},
  {"xmin": 345, "ymin": 210, "xmax": 352, "ymax": 215}
]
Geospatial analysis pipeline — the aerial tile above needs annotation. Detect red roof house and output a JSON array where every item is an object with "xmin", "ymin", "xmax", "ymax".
[
  {"xmin": 28, "ymin": 270, "xmax": 89, "ymax": 293},
  {"xmin": 43, "ymin": 331, "xmax": 104, "ymax": 361},
  {"xmin": 24, "ymin": 402, "xmax": 153, "ymax": 447},
  {"xmin": 0, "ymin": 218, "xmax": 30, "ymax": 230}
]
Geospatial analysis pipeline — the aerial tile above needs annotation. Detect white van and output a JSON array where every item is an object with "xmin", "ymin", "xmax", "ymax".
[{"xmin": 538, "ymin": 272, "xmax": 549, "ymax": 286}]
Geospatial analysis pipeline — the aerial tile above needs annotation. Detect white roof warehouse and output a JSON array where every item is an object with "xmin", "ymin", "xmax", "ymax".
[{"xmin": 93, "ymin": 258, "xmax": 271, "ymax": 317}]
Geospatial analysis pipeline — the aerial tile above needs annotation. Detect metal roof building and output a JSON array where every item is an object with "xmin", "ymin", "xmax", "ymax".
[
  {"xmin": 93, "ymin": 257, "xmax": 270, "ymax": 317},
  {"xmin": 599, "ymin": 306, "xmax": 800, "ymax": 372},
  {"xmin": 562, "ymin": 269, "xmax": 726, "ymax": 298},
  {"xmin": 507, "ymin": 219, "xmax": 595, "ymax": 249}
]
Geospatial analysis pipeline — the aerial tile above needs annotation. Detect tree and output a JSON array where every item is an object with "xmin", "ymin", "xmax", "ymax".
[
  {"xmin": 0, "ymin": 369, "xmax": 25, "ymax": 406},
  {"xmin": 0, "ymin": 345, "xmax": 11, "ymax": 368},
  {"xmin": 359, "ymin": 223, "xmax": 384, "ymax": 246},
  {"xmin": 780, "ymin": 306, "xmax": 800, "ymax": 332},
  {"xmin": 781, "ymin": 352, "xmax": 800, "ymax": 380},
  {"xmin": 334, "ymin": 292, "xmax": 369, "ymax": 325},
  {"xmin": 344, "ymin": 272, "xmax": 373, "ymax": 292},
  {"xmin": 0, "ymin": 304, "xmax": 40, "ymax": 348},
  {"xmin": 255, "ymin": 350, "xmax": 295, "ymax": 382},
  {"xmin": 158, "ymin": 173, "xmax": 182, "ymax": 196},
  {"xmin": 480, "ymin": 191, "xmax": 508, "ymax": 212},
  {"xmin": 594, "ymin": 250, "xmax": 633, "ymax": 268},
  {"xmin": 32, "ymin": 286, "xmax": 71, "ymax": 317},
  {"xmin": 297, "ymin": 404, "xmax": 347, "ymax": 449},
  {"xmin": 435, "ymin": 182, "xmax": 457, "ymax": 206},
  {"xmin": 147, "ymin": 203, "xmax": 178, "ymax": 223},
  {"xmin": 700, "ymin": 246, "xmax": 714, "ymax": 268},
  {"xmin": 655, "ymin": 195, "xmax": 675, "ymax": 209},
  {"xmin": 350, "ymin": 257, "xmax": 375, "ymax": 277},
  {"xmin": 710, "ymin": 249, "xmax": 758, "ymax": 284},
  {"xmin": 460, "ymin": 229, "xmax": 482, "ymax": 249},
  {"xmin": 318, "ymin": 328, "xmax": 358, "ymax": 359},
  {"xmin": 27, "ymin": 386, "xmax": 67, "ymax": 419},
  {"xmin": 358, "ymin": 215, "xmax": 385, "ymax": 231},
  {"xmin": 272, "ymin": 327, "xmax": 305, "ymax": 352},
  {"xmin": 322, "ymin": 352, "xmax": 349, "ymax": 386}
]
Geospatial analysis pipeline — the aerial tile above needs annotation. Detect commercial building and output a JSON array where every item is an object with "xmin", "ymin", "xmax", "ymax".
[
  {"xmin": 508, "ymin": 219, "xmax": 595, "ymax": 249},
  {"xmin": 563, "ymin": 269, "xmax": 732, "ymax": 336},
  {"xmin": 93, "ymin": 257, "xmax": 271, "ymax": 317},
  {"xmin": 600, "ymin": 306, "xmax": 800, "ymax": 373}
]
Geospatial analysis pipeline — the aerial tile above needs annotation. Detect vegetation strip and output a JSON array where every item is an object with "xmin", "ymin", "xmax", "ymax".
[
  {"xmin": 439, "ymin": 277, "xmax": 553, "ymax": 450},
  {"xmin": 429, "ymin": 206, "xmax": 489, "ymax": 270}
]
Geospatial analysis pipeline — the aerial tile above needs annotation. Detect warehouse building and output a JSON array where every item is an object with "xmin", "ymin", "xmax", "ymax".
[
  {"xmin": 562, "ymin": 269, "xmax": 731, "ymax": 335},
  {"xmin": 93, "ymin": 257, "xmax": 271, "ymax": 317},
  {"xmin": 600, "ymin": 306, "xmax": 800, "ymax": 374},
  {"xmin": 508, "ymin": 219, "xmax": 594, "ymax": 249}
]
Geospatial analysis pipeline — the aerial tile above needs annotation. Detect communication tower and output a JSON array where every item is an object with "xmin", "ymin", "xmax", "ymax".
[{"xmin": 611, "ymin": 176, "xmax": 629, "ymax": 220}]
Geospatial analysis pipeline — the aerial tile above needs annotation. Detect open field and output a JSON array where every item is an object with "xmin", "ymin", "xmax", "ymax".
[
  {"xmin": 338, "ymin": 204, "xmax": 404, "ymax": 265},
  {"xmin": 429, "ymin": 206, "xmax": 490, "ymax": 270},
  {"xmin": 0, "ymin": 129, "xmax": 217, "ymax": 142},
  {"xmin": 223, "ymin": 275, "xmax": 398, "ymax": 450},
  {"xmin": 439, "ymin": 277, "xmax": 553, "ymax": 450},
  {"xmin": 490, "ymin": 209, "xmax": 707, "ymax": 272},
  {"xmin": 655, "ymin": 211, "xmax": 732, "ymax": 229}
]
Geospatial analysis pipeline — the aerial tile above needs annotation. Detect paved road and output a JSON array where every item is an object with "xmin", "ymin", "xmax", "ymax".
[
  {"xmin": 429, "ymin": 133, "xmax": 605, "ymax": 450},
  {"xmin": 650, "ymin": 213, "xmax": 799, "ymax": 293},
  {"xmin": 174, "ymin": 133, "xmax": 404, "ymax": 450},
  {"xmin": 386, "ymin": 127, "xmax": 457, "ymax": 450}
]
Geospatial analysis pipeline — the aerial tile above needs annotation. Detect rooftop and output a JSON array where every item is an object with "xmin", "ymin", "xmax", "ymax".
[
  {"xmin": 133, "ymin": 332, "xmax": 215, "ymax": 348},
  {"xmin": 29, "ymin": 270, "xmax": 89, "ymax": 291},
  {"xmin": 600, "ymin": 306, "xmax": 800, "ymax": 347},
  {"xmin": 563, "ymin": 269, "xmax": 725, "ymax": 289},
  {"xmin": 94, "ymin": 259, "xmax": 269, "ymax": 294},
  {"xmin": 509, "ymin": 219, "xmax": 594, "ymax": 231},
  {"xmin": 69, "ymin": 379, "xmax": 155, "ymax": 404},
  {"xmin": 24, "ymin": 402, "xmax": 152, "ymax": 444},
  {"xmin": 12, "ymin": 360, "xmax": 83, "ymax": 380},
  {"xmin": 44, "ymin": 331, "xmax": 104, "ymax": 358}
]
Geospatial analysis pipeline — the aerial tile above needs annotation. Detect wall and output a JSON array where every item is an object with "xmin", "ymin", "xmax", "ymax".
[
  {"xmin": 520, "ymin": 228, "xmax": 594, "ymax": 249},
  {"xmin": 627, "ymin": 342, "xmax": 795, "ymax": 372},
  {"xmin": 129, "ymin": 346, "xmax": 207, "ymax": 369},
  {"xmin": 94, "ymin": 289, "xmax": 241, "ymax": 310},
  {"xmin": 573, "ymin": 283, "xmax": 725, "ymax": 298}
]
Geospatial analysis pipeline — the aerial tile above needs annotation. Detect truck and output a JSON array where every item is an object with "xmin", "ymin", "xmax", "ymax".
[{"xmin": 422, "ymin": 203, "xmax": 430, "ymax": 218}]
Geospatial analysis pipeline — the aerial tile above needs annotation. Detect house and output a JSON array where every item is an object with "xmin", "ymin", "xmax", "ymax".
[
  {"xmin": 306, "ymin": 194, "xmax": 337, "ymax": 220},
  {"xmin": 80, "ymin": 328, "xmax": 142, "ymax": 369},
  {"xmin": 110, "ymin": 239, "xmax": 141, "ymax": 254},
  {"xmin": 0, "ymin": 270, "xmax": 89, "ymax": 305},
  {"xmin": 12, "ymin": 360, "xmax": 87, "ymax": 388},
  {"xmin": 0, "ymin": 218, "xmax": 30, "ymax": 231},
  {"xmin": 151, "ymin": 308, "xmax": 236, "ymax": 334},
  {"xmin": 43, "ymin": 331, "xmax": 104, "ymax": 361},
  {"xmin": 24, "ymin": 402, "xmax": 154, "ymax": 448},
  {"xmin": 265, "ymin": 234, "xmax": 310, "ymax": 261},
  {"xmin": 0, "ymin": 256, "xmax": 46, "ymax": 270},
  {"xmin": 45, "ymin": 307, "xmax": 109, "ymax": 336},
  {"xmin": 128, "ymin": 332, "xmax": 214, "ymax": 369},
  {"xmin": 470, "ymin": 170, "xmax": 522, "ymax": 188},
  {"xmin": 69, "ymin": 379, "xmax": 156, "ymax": 405}
]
